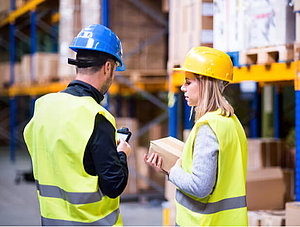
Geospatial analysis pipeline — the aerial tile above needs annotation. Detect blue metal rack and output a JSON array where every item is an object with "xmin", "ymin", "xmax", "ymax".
[
  {"xmin": 101, "ymin": 0, "xmax": 110, "ymax": 110},
  {"xmin": 296, "ymin": 90, "xmax": 300, "ymax": 201},
  {"xmin": 168, "ymin": 92, "xmax": 178, "ymax": 138},
  {"xmin": 9, "ymin": 0, "xmax": 16, "ymax": 162},
  {"xmin": 250, "ymin": 83, "xmax": 261, "ymax": 138}
]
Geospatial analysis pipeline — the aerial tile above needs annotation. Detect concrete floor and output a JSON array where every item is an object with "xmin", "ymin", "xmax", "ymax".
[{"xmin": 0, "ymin": 146, "xmax": 163, "ymax": 226}]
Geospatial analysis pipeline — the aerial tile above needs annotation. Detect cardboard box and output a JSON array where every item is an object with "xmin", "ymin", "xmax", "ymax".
[
  {"xmin": 246, "ymin": 167, "xmax": 285, "ymax": 210},
  {"xmin": 260, "ymin": 210, "xmax": 285, "ymax": 226},
  {"xmin": 248, "ymin": 210, "xmax": 285, "ymax": 226},
  {"xmin": 247, "ymin": 138, "xmax": 286, "ymax": 170},
  {"xmin": 214, "ymin": 0, "xmax": 295, "ymax": 51},
  {"xmin": 168, "ymin": 0, "xmax": 213, "ymax": 71},
  {"xmin": 148, "ymin": 137, "xmax": 184, "ymax": 173},
  {"xmin": 286, "ymin": 202, "xmax": 300, "ymax": 226},
  {"xmin": 294, "ymin": 0, "xmax": 300, "ymax": 11},
  {"xmin": 283, "ymin": 169, "xmax": 295, "ymax": 202}
]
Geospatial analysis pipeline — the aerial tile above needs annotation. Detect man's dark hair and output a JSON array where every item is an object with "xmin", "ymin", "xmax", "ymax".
[{"xmin": 69, "ymin": 49, "xmax": 118, "ymax": 75}]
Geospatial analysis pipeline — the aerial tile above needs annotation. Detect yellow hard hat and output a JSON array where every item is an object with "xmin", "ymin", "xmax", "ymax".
[{"xmin": 173, "ymin": 46, "xmax": 233, "ymax": 82}]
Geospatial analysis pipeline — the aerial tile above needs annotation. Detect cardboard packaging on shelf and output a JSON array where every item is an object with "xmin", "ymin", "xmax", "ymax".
[
  {"xmin": 246, "ymin": 167, "xmax": 285, "ymax": 210},
  {"xmin": 285, "ymin": 202, "xmax": 300, "ymax": 226}
]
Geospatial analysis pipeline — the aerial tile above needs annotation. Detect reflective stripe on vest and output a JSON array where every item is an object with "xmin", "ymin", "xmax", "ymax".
[
  {"xmin": 41, "ymin": 208, "xmax": 120, "ymax": 226},
  {"xmin": 176, "ymin": 189, "xmax": 246, "ymax": 214},
  {"xmin": 36, "ymin": 180, "xmax": 103, "ymax": 205}
]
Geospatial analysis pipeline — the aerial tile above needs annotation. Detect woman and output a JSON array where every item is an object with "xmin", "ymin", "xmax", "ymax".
[{"xmin": 145, "ymin": 46, "xmax": 248, "ymax": 226}]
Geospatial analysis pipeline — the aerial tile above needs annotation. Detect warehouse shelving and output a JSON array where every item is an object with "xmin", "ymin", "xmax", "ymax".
[
  {"xmin": 0, "ymin": 0, "xmax": 169, "ymax": 199},
  {"xmin": 0, "ymin": 0, "xmax": 60, "ymax": 161}
]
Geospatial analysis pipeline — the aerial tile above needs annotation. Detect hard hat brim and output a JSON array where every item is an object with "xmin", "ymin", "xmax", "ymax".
[
  {"xmin": 69, "ymin": 46, "xmax": 126, "ymax": 71},
  {"xmin": 116, "ymin": 64, "xmax": 125, "ymax": 71},
  {"xmin": 172, "ymin": 67, "xmax": 232, "ymax": 82}
]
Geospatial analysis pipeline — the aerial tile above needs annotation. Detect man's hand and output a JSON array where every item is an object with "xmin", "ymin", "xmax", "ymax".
[{"xmin": 117, "ymin": 139, "xmax": 131, "ymax": 157}]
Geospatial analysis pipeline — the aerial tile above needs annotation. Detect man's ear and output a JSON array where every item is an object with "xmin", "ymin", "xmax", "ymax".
[{"xmin": 103, "ymin": 61, "xmax": 111, "ymax": 76}]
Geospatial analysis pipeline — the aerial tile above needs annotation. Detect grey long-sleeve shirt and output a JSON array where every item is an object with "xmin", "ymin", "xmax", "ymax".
[{"xmin": 169, "ymin": 124, "xmax": 219, "ymax": 198}]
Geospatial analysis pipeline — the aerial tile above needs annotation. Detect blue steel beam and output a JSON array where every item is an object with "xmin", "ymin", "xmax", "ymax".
[
  {"xmin": 9, "ymin": 0, "xmax": 16, "ymax": 162},
  {"xmin": 30, "ymin": 10, "xmax": 36, "ymax": 82},
  {"xmin": 183, "ymin": 98, "xmax": 192, "ymax": 130},
  {"xmin": 101, "ymin": 0, "xmax": 110, "ymax": 110},
  {"xmin": 250, "ymin": 83, "xmax": 261, "ymax": 138},
  {"xmin": 168, "ymin": 92, "xmax": 178, "ymax": 138},
  {"xmin": 296, "ymin": 90, "xmax": 300, "ymax": 201},
  {"xmin": 51, "ymin": 10, "xmax": 58, "ymax": 53},
  {"xmin": 51, "ymin": 23, "xmax": 58, "ymax": 52},
  {"xmin": 101, "ymin": 0, "xmax": 109, "ymax": 27},
  {"xmin": 30, "ymin": 10, "xmax": 37, "ymax": 119},
  {"xmin": 274, "ymin": 86, "xmax": 281, "ymax": 138}
]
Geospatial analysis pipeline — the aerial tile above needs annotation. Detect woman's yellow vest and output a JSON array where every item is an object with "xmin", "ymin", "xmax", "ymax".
[
  {"xmin": 23, "ymin": 93, "xmax": 122, "ymax": 226},
  {"xmin": 175, "ymin": 110, "xmax": 248, "ymax": 226}
]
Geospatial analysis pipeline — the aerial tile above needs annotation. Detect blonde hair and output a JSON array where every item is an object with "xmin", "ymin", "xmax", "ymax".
[{"xmin": 194, "ymin": 74, "xmax": 234, "ymax": 121}]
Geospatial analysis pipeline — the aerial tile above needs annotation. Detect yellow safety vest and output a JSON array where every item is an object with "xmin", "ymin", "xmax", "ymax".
[
  {"xmin": 175, "ymin": 109, "xmax": 248, "ymax": 226},
  {"xmin": 24, "ymin": 92, "xmax": 123, "ymax": 226}
]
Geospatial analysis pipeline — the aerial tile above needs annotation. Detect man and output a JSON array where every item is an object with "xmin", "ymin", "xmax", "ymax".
[{"xmin": 23, "ymin": 24, "xmax": 131, "ymax": 226}]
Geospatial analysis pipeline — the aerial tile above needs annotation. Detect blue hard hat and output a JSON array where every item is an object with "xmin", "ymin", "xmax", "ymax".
[{"xmin": 69, "ymin": 24, "xmax": 125, "ymax": 71}]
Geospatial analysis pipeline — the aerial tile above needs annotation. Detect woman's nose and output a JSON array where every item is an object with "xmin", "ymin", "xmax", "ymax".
[{"xmin": 181, "ymin": 84, "xmax": 185, "ymax": 92}]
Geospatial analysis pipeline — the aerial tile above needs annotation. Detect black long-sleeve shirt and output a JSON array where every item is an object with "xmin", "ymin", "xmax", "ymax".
[{"xmin": 62, "ymin": 80, "xmax": 128, "ymax": 198}]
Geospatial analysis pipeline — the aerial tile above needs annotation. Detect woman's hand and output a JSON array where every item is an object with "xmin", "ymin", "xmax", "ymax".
[{"xmin": 144, "ymin": 153, "xmax": 168, "ymax": 175}]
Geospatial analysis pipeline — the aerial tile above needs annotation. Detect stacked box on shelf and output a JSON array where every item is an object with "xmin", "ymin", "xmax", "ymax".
[
  {"xmin": 58, "ymin": 0, "xmax": 100, "ymax": 80},
  {"xmin": 168, "ymin": 0, "xmax": 213, "ymax": 72},
  {"xmin": 214, "ymin": 0, "xmax": 295, "ymax": 57},
  {"xmin": 110, "ymin": 0, "xmax": 167, "ymax": 72},
  {"xmin": 294, "ymin": 0, "xmax": 300, "ymax": 60},
  {"xmin": 0, "ymin": 0, "xmax": 10, "ymax": 21},
  {"xmin": 285, "ymin": 202, "xmax": 300, "ymax": 226},
  {"xmin": 247, "ymin": 138, "xmax": 286, "ymax": 170},
  {"xmin": 246, "ymin": 167, "xmax": 286, "ymax": 210},
  {"xmin": 19, "ymin": 53, "xmax": 59, "ymax": 86},
  {"xmin": 244, "ymin": 0, "xmax": 294, "ymax": 49},
  {"xmin": 0, "ymin": 62, "xmax": 21, "ymax": 88},
  {"xmin": 58, "ymin": 0, "xmax": 81, "ymax": 79},
  {"xmin": 213, "ymin": 0, "xmax": 245, "ymax": 52},
  {"xmin": 248, "ymin": 210, "xmax": 285, "ymax": 226},
  {"xmin": 246, "ymin": 138, "xmax": 295, "ymax": 210},
  {"xmin": 0, "ymin": 0, "xmax": 29, "ymax": 18}
]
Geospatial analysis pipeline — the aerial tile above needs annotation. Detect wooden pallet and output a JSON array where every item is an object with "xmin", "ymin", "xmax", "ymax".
[
  {"xmin": 248, "ymin": 210, "xmax": 285, "ymax": 226},
  {"xmin": 239, "ymin": 44, "xmax": 294, "ymax": 65},
  {"xmin": 294, "ymin": 42, "xmax": 300, "ymax": 61}
]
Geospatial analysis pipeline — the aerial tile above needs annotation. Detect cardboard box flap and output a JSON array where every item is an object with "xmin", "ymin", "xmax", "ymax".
[
  {"xmin": 247, "ymin": 167, "xmax": 284, "ymax": 182},
  {"xmin": 150, "ymin": 137, "xmax": 184, "ymax": 157},
  {"xmin": 148, "ymin": 136, "xmax": 184, "ymax": 173}
]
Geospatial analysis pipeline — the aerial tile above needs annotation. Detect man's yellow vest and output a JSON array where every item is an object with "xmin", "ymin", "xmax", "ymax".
[
  {"xmin": 24, "ymin": 92, "xmax": 123, "ymax": 226},
  {"xmin": 175, "ymin": 110, "xmax": 248, "ymax": 226}
]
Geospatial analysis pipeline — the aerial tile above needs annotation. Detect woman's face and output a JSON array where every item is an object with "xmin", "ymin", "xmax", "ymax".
[{"xmin": 180, "ymin": 72, "xmax": 200, "ymax": 106}]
